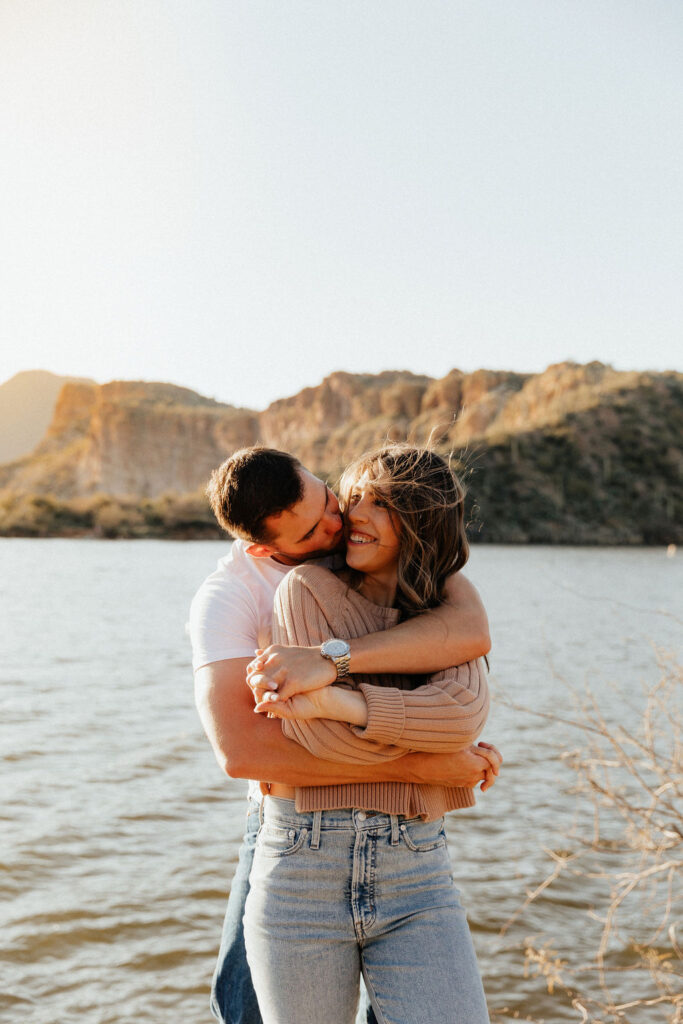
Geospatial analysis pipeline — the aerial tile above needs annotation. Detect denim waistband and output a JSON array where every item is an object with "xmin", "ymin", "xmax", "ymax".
[{"xmin": 261, "ymin": 796, "xmax": 439, "ymax": 832}]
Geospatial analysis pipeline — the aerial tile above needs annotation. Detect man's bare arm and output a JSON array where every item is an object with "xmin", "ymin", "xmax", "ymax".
[
  {"xmin": 194, "ymin": 658, "xmax": 501, "ymax": 788},
  {"xmin": 352, "ymin": 571, "xmax": 490, "ymax": 673},
  {"xmin": 249, "ymin": 572, "xmax": 491, "ymax": 701}
]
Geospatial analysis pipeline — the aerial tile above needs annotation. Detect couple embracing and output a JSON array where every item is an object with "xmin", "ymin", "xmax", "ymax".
[{"xmin": 190, "ymin": 442, "xmax": 501, "ymax": 1024}]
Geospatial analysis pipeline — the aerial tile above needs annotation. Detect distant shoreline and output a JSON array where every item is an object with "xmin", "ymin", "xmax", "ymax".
[{"xmin": 0, "ymin": 527, "xmax": 675, "ymax": 547}]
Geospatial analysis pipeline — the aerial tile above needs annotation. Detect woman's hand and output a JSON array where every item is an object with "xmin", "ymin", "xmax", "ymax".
[
  {"xmin": 247, "ymin": 644, "xmax": 338, "ymax": 704},
  {"xmin": 254, "ymin": 687, "xmax": 335, "ymax": 721},
  {"xmin": 254, "ymin": 684, "xmax": 369, "ymax": 727}
]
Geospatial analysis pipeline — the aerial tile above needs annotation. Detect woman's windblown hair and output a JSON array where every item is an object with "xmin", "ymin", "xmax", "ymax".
[{"xmin": 338, "ymin": 443, "xmax": 469, "ymax": 619}]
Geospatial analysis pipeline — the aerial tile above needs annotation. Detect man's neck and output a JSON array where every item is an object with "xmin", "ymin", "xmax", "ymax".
[{"xmin": 270, "ymin": 553, "xmax": 304, "ymax": 567}]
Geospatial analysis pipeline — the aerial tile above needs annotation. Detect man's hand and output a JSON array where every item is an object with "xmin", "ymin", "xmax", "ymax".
[
  {"xmin": 196, "ymin": 658, "xmax": 503, "ymax": 791},
  {"xmin": 247, "ymin": 644, "xmax": 336, "ymax": 704},
  {"xmin": 471, "ymin": 742, "xmax": 502, "ymax": 791},
  {"xmin": 408, "ymin": 742, "xmax": 503, "ymax": 791}
]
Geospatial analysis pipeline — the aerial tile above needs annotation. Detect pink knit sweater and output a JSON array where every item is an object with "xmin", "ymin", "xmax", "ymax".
[{"xmin": 272, "ymin": 565, "xmax": 490, "ymax": 821}]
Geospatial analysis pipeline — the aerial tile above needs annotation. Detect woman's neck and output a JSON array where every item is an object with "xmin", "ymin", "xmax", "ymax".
[{"xmin": 357, "ymin": 570, "xmax": 398, "ymax": 608}]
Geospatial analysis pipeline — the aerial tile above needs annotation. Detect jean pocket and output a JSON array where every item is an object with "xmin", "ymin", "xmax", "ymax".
[
  {"xmin": 257, "ymin": 822, "xmax": 308, "ymax": 858},
  {"xmin": 399, "ymin": 819, "xmax": 447, "ymax": 853}
]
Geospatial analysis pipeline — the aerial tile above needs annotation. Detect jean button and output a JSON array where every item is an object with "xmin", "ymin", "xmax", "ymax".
[{"xmin": 357, "ymin": 811, "xmax": 366, "ymax": 821}]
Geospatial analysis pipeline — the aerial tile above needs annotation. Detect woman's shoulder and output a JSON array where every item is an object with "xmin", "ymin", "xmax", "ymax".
[
  {"xmin": 274, "ymin": 563, "xmax": 347, "ymax": 626},
  {"xmin": 277, "ymin": 563, "xmax": 347, "ymax": 601}
]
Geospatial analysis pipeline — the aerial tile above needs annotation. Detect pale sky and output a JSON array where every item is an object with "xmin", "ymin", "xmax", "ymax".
[{"xmin": 1, "ymin": 0, "xmax": 681, "ymax": 410}]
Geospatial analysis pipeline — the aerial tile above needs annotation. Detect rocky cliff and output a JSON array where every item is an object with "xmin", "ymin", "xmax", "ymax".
[
  {"xmin": 0, "ymin": 380, "xmax": 260, "ymax": 499},
  {"xmin": 0, "ymin": 370, "xmax": 93, "ymax": 464},
  {"xmin": 0, "ymin": 363, "xmax": 681, "ymax": 543}
]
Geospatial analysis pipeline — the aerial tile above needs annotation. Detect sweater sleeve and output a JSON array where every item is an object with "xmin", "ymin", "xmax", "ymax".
[
  {"xmin": 272, "ymin": 568, "xmax": 407, "ymax": 764},
  {"xmin": 351, "ymin": 659, "xmax": 490, "ymax": 751}
]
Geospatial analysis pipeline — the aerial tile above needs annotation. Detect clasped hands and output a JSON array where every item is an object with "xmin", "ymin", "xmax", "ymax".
[
  {"xmin": 247, "ymin": 644, "xmax": 345, "ymax": 722},
  {"xmin": 246, "ymin": 643, "xmax": 503, "ymax": 791},
  {"xmin": 248, "ymin": 644, "xmax": 337, "ymax": 702}
]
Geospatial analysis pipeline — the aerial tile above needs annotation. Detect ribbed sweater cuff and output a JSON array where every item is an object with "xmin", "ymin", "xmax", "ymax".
[{"xmin": 352, "ymin": 685, "xmax": 406, "ymax": 745}]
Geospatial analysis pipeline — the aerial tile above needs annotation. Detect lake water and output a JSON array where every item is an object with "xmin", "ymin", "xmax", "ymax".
[{"xmin": 1, "ymin": 540, "xmax": 681, "ymax": 1023}]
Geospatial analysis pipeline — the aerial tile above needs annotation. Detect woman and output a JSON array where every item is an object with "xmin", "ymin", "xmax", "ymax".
[{"xmin": 244, "ymin": 444, "xmax": 491, "ymax": 1024}]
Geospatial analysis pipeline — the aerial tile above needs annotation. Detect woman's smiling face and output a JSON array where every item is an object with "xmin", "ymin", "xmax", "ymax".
[{"xmin": 343, "ymin": 473, "xmax": 401, "ymax": 577}]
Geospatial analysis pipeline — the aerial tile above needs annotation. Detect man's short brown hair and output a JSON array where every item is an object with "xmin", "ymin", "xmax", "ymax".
[{"xmin": 207, "ymin": 446, "xmax": 304, "ymax": 543}]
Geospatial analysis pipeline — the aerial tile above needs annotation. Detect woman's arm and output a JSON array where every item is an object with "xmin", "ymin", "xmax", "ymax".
[
  {"xmin": 260, "ymin": 660, "xmax": 489, "ymax": 754},
  {"xmin": 266, "ymin": 567, "xmax": 488, "ymax": 762},
  {"xmin": 268, "ymin": 567, "xmax": 415, "ymax": 764},
  {"xmin": 248, "ymin": 571, "xmax": 490, "ymax": 701},
  {"xmin": 352, "ymin": 660, "xmax": 489, "ymax": 751}
]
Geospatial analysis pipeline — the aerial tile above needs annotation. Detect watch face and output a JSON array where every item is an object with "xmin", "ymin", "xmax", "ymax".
[{"xmin": 322, "ymin": 639, "xmax": 349, "ymax": 658}]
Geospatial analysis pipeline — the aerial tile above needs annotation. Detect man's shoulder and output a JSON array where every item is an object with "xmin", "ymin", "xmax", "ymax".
[
  {"xmin": 188, "ymin": 542, "xmax": 275, "ymax": 668},
  {"xmin": 193, "ymin": 540, "xmax": 271, "ymax": 591},
  {"xmin": 190, "ymin": 543, "xmax": 255, "ymax": 611}
]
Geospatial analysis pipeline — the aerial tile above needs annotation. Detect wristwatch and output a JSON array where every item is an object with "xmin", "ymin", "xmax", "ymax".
[{"xmin": 320, "ymin": 638, "xmax": 351, "ymax": 680}]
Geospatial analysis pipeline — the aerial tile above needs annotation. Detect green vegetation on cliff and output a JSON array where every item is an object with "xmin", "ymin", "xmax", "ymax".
[
  {"xmin": 0, "ymin": 364, "xmax": 680, "ymax": 543},
  {"xmin": 0, "ymin": 490, "xmax": 222, "ymax": 540},
  {"xmin": 459, "ymin": 376, "xmax": 682, "ymax": 544}
]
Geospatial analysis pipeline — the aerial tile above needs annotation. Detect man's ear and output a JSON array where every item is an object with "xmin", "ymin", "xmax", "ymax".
[{"xmin": 245, "ymin": 542, "xmax": 276, "ymax": 559}]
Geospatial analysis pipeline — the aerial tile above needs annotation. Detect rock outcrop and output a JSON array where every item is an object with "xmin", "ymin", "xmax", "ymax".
[
  {"xmin": 0, "ymin": 380, "xmax": 260, "ymax": 499},
  {"xmin": 0, "ymin": 370, "xmax": 93, "ymax": 464},
  {"xmin": 0, "ymin": 362, "xmax": 681, "ymax": 543}
]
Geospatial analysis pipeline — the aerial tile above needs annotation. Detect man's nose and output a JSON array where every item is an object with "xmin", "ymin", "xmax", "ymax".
[{"xmin": 325, "ymin": 511, "xmax": 342, "ymax": 532}]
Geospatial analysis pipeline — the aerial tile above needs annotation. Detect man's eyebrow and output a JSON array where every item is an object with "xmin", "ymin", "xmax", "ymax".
[{"xmin": 295, "ymin": 484, "xmax": 329, "ymax": 544}]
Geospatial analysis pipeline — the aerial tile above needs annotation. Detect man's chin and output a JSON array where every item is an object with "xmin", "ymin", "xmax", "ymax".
[
  {"xmin": 302, "ymin": 534, "xmax": 346, "ymax": 561},
  {"xmin": 271, "ymin": 535, "xmax": 345, "ymax": 565}
]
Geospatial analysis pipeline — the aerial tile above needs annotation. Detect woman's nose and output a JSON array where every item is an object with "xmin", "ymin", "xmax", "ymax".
[{"xmin": 348, "ymin": 499, "xmax": 368, "ymax": 521}]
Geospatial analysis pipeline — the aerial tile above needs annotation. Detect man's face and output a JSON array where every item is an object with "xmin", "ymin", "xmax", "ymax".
[{"xmin": 263, "ymin": 469, "xmax": 344, "ymax": 565}]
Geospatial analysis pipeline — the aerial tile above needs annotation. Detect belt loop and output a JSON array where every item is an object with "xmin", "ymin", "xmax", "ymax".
[
  {"xmin": 310, "ymin": 810, "xmax": 322, "ymax": 850},
  {"xmin": 258, "ymin": 797, "xmax": 265, "ymax": 827},
  {"xmin": 390, "ymin": 814, "xmax": 399, "ymax": 846}
]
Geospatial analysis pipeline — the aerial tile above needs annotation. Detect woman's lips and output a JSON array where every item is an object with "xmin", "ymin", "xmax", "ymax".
[{"xmin": 348, "ymin": 530, "xmax": 376, "ymax": 544}]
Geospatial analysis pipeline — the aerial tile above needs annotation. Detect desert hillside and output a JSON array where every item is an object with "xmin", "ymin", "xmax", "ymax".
[
  {"xmin": 0, "ymin": 370, "xmax": 93, "ymax": 464},
  {"xmin": 0, "ymin": 362, "xmax": 680, "ymax": 543}
]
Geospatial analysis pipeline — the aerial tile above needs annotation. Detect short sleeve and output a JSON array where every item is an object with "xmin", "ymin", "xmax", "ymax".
[{"xmin": 189, "ymin": 576, "xmax": 262, "ymax": 671}]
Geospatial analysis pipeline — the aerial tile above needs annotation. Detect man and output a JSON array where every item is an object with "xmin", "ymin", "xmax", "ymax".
[{"xmin": 190, "ymin": 446, "xmax": 500, "ymax": 1024}]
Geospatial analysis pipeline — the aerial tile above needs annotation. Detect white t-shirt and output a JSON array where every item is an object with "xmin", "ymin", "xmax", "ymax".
[
  {"xmin": 189, "ymin": 540, "xmax": 338, "ymax": 800},
  {"xmin": 189, "ymin": 539, "xmax": 293, "ymax": 672}
]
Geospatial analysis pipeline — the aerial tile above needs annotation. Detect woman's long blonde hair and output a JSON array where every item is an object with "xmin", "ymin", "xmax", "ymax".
[{"xmin": 338, "ymin": 443, "xmax": 469, "ymax": 619}]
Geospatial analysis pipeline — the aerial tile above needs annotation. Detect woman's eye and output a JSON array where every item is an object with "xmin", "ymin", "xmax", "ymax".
[{"xmin": 373, "ymin": 498, "xmax": 388, "ymax": 508}]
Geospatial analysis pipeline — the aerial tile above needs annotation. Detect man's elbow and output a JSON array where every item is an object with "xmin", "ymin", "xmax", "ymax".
[
  {"xmin": 221, "ymin": 750, "xmax": 250, "ymax": 780},
  {"xmin": 194, "ymin": 691, "xmax": 248, "ymax": 779},
  {"xmin": 479, "ymin": 628, "xmax": 492, "ymax": 658},
  {"xmin": 472, "ymin": 603, "xmax": 492, "ymax": 658},
  {"xmin": 454, "ymin": 626, "xmax": 491, "ymax": 663},
  {"xmin": 219, "ymin": 737, "xmax": 266, "ymax": 780},
  {"xmin": 200, "ymin": 735, "xmax": 245, "ymax": 780}
]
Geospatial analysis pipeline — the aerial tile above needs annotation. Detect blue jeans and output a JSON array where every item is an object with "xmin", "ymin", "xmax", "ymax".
[
  {"xmin": 210, "ymin": 798, "xmax": 263, "ymax": 1024},
  {"xmin": 243, "ymin": 798, "xmax": 489, "ymax": 1024},
  {"xmin": 210, "ymin": 798, "xmax": 378, "ymax": 1024}
]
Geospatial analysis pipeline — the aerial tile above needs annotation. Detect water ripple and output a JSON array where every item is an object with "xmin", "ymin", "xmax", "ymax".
[{"xmin": 0, "ymin": 540, "xmax": 680, "ymax": 1023}]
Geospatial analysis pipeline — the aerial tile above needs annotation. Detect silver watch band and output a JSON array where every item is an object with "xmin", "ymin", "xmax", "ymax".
[
  {"xmin": 331, "ymin": 652, "xmax": 350, "ymax": 679},
  {"xmin": 320, "ymin": 639, "xmax": 351, "ymax": 679}
]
